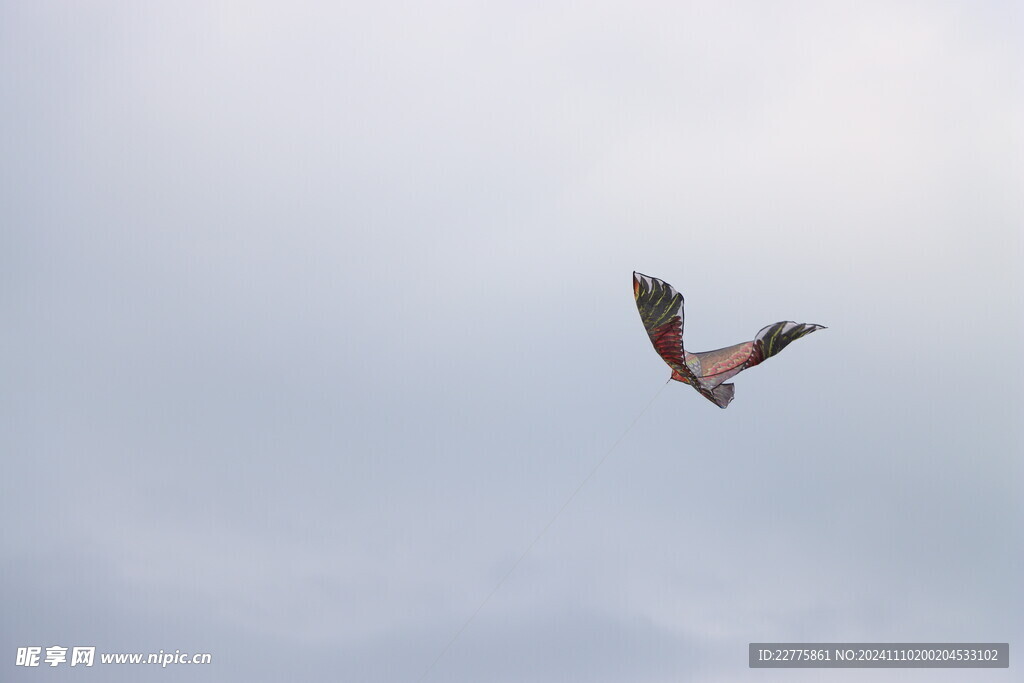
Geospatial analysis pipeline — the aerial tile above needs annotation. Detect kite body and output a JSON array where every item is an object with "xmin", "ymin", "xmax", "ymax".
[{"xmin": 633, "ymin": 271, "xmax": 824, "ymax": 408}]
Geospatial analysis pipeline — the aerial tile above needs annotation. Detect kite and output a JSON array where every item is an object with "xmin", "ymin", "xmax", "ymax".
[{"xmin": 633, "ymin": 271, "xmax": 825, "ymax": 408}]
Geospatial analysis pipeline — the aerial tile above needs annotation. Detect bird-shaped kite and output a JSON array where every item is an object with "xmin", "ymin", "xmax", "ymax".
[{"xmin": 634, "ymin": 271, "xmax": 825, "ymax": 408}]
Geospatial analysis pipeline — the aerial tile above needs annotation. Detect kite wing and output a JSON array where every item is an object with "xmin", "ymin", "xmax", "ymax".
[
  {"xmin": 633, "ymin": 271, "xmax": 685, "ymax": 370},
  {"xmin": 688, "ymin": 322, "xmax": 826, "ymax": 390},
  {"xmin": 750, "ymin": 321, "xmax": 825, "ymax": 362}
]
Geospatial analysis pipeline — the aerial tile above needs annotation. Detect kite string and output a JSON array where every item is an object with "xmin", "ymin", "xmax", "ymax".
[{"xmin": 415, "ymin": 378, "xmax": 671, "ymax": 683}]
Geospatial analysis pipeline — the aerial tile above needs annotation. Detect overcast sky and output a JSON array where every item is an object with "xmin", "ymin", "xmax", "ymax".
[{"xmin": 2, "ymin": 2, "xmax": 1021, "ymax": 682}]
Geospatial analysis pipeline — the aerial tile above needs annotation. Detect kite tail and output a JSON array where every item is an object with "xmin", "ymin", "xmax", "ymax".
[{"xmin": 710, "ymin": 383, "xmax": 735, "ymax": 408}]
